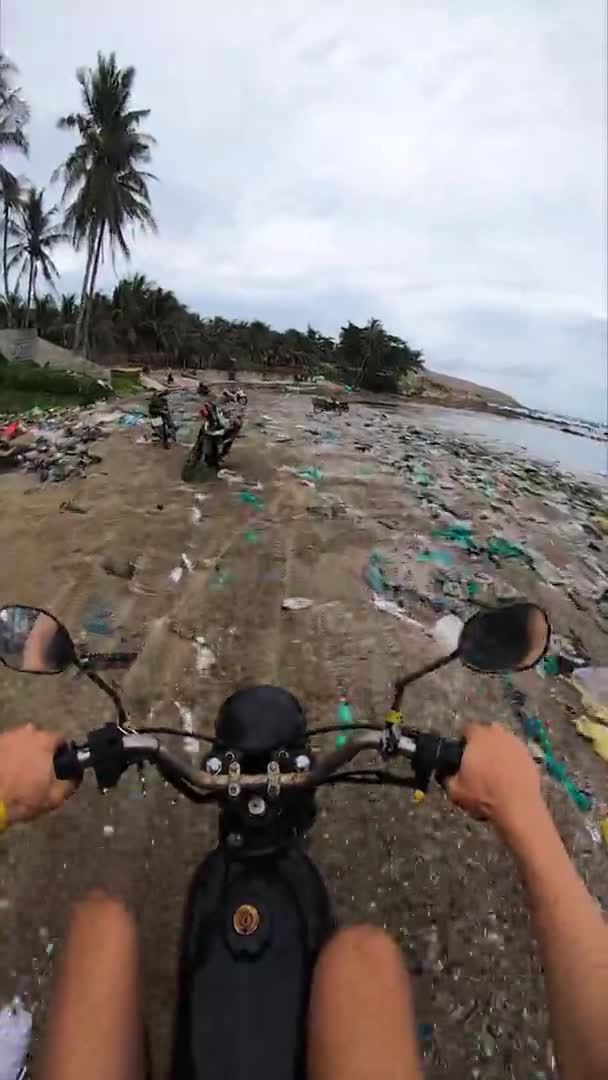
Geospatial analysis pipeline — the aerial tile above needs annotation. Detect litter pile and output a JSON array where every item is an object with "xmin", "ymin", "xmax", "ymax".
[{"xmin": 0, "ymin": 409, "xmax": 109, "ymax": 483}]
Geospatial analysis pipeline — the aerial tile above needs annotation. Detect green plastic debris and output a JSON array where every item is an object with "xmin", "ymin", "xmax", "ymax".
[
  {"xmin": 238, "ymin": 491, "xmax": 264, "ymax": 509},
  {"xmin": 416, "ymin": 548, "xmax": 454, "ymax": 567},
  {"xmin": 487, "ymin": 536, "xmax": 526, "ymax": 560},
  {"xmin": 343, "ymin": 384, "xmax": 353, "ymax": 392},
  {"xmin": 335, "ymin": 695, "xmax": 354, "ymax": 748},
  {"xmin": 541, "ymin": 654, "xmax": 561, "ymax": 675},
  {"xmin": 413, "ymin": 465, "xmax": 433, "ymax": 486},
  {"xmin": 296, "ymin": 466, "xmax": 324, "ymax": 482},
  {"xmin": 431, "ymin": 523, "xmax": 477, "ymax": 550},
  {"xmin": 466, "ymin": 579, "xmax": 481, "ymax": 599},
  {"xmin": 364, "ymin": 551, "xmax": 389, "ymax": 593},
  {"xmin": 245, "ymin": 527, "xmax": 259, "ymax": 543}
]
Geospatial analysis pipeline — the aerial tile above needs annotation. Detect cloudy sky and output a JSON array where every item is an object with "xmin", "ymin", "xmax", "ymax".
[{"xmin": 4, "ymin": 1, "xmax": 607, "ymax": 419}]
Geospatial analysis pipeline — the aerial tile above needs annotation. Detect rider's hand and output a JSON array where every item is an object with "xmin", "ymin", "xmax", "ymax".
[
  {"xmin": 0, "ymin": 724, "xmax": 78, "ymax": 827},
  {"xmin": 445, "ymin": 722, "xmax": 543, "ymax": 832}
]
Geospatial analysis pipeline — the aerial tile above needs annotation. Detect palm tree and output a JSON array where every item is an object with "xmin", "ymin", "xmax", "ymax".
[
  {"xmin": 56, "ymin": 52, "xmax": 156, "ymax": 354},
  {"xmin": 8, "ymin": 188, "xmax": 67, "ymax": 327},
  {"xmin": 0, "ymin": 55, "xmax": 30, "ymax": 325}
]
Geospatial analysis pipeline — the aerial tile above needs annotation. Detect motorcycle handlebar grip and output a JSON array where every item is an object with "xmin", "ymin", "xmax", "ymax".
[
  {"xmin": 435, "ymin": 737, "xmax": 465, "ymax": 780},
  {"xmin": 54, "ymin": 743, "xmax": 84, "ymax": 782}
]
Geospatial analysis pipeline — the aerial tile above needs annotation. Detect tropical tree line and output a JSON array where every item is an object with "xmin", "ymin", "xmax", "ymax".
[
  {"xmin": 0, "ymin": 272, "xmax": 423, "ymax": 391},
  {"xmin": 0, "ymin": 51, "xmax": 424, "ymax": 392}
]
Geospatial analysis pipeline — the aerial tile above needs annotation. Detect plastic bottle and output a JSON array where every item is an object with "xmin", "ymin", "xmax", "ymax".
[
  {"xmin": 335, "ymin": 695, "xmax": 353, "ymax": 748},
  {"xmin": 0, "ymin": 997, "xmax": 32, "ymax": 1080},
  {"xmin": 572, "ymin": 668, "xmax": 608, "ymax": 710}
]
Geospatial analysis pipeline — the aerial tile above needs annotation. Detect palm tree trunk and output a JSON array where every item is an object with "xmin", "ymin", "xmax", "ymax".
[
  {"xmin": 3, "ymin": 204, "xmax": 12, "ymax": 329},
  {"xmin": 73, "ymin": 230, "xmax": 96, "ymax": 353},
  {"xmin": 23, "ymin": 258, "xmax": 34, "ymax": 328},
  {"xmin": 81, "ymin": 222, "xmax": 105, "ymax": 357}
]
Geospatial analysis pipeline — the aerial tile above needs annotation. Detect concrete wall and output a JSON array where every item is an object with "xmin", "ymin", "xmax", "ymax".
[{"xmin": 0, "ymin": 329, "xmax": 110, "ymax": 381}]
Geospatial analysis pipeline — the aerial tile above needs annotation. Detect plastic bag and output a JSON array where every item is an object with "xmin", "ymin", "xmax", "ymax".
[{"xmin": 0, "ymin": 998, "xmax": 32, "ymax": 1080}]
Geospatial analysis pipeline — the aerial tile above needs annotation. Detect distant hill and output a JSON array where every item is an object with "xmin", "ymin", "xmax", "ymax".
[{"xmin": 411, "ymin": 369, "xmax": 519, "ymax": 407}]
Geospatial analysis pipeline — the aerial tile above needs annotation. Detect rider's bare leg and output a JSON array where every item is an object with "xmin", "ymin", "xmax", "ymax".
[
  {"xmin": 307, "ymin": 924, "xmax": 423, "ymax": 1080},
  {"xmin": 40, "ymin": 889, "xmax": 145, "ymax": 1080}
]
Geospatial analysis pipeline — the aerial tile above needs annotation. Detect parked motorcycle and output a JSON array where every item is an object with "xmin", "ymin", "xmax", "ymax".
[
  {"xmin": 0, "ymin": 599, "xmax": 550, "ymax": 1080},
  {"xmin": 181, "ymin": 402, "xmax": 242, "ymax": 480},
  {"xmin": 222, "ymin": 387, "xmax": 248, "ymax": 407},
  {"xmin": 148, "ymin": 391, "xmax": 177, "ymax": 449}
]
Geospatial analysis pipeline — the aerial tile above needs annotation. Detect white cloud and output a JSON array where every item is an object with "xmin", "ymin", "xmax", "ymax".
[{"xmin": 5, "ymin": 0, "xmax": 607, "ymax": 418}]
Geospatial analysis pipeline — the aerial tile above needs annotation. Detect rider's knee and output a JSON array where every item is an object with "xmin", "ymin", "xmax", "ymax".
[
  {"xmin": 324, "ymin": 923, "xmax": 400, "ymax": 966},
  {"xmin": 68, "ymin": 889, "xmax": 136, "ymax": 944}
]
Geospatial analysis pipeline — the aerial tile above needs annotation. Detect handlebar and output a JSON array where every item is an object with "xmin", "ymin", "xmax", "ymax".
[{"xmin": 54, "ymin": 724, "xmax": 464, "ymax": 795}]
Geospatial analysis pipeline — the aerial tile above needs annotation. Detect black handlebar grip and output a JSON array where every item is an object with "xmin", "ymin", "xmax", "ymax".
[
  {"xmin": 53, "ymin": 743, "xmax": 84, "ymax": 782},
  {"xmin": 435, "ymin": 737, "xmax": 465, "ymax": 781}
]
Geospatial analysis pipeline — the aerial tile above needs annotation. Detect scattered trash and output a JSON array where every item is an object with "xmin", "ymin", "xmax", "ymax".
[
  {"xmin": 181, "ymin": 552, "xmax": 195, "ymax": 573},
  {"xmin": 572, "ymin": 668, "xmax": 608, "ymax": 714},
  {"xmin": 433, "ymin": 614, "xmax": 464, "ymax": 654},
  {"xmin": 335, "ymin": 694, "xmax": 353, "ymax": 748},
  {"xmin": 173, "ymin": 700, "xmax": 199, "ymax": 756},
  {"xmin": 103, "ymin": 825, "xmax": 115, "ymax": 837},
  {"xmin": 193, "ymin": 637, "xmax": 216, "ymax": 675},
  {"xmin": 237, "ymin": 491, "xmax": 264, "ymax": 509},
  {"xmin": 102, "ymin": 556, "xmax": 136, "ymax": 580},
  {"xmin": 218, "ymin": 469, "xmax": 245, "ymax": 484},
  {"xmin": 282, "ymin": 597, "xmax": 313, "ymax": 611},
  {"xmin": 245, "ymin": 527, "xmax": 259, "ymax": 543},
  {"xmin": 296, "ymin": 466, "xmax": 324, "ymax": 483},
  {"xmin": 190, "ymin": 506, "xmax": 202, "ymax": 524},
  {"xmin": 431, "ymin": 523, "xmax": 478, "ymax": 551},
  {"xmin": 486, "ymin": 537, "xmax": 528, "ymax": 561},
  {"xmin": 0, "ymin": 997, "xmax": 32, "ymax": 1080},
  {"xmin": 364, "ymin": 551, "xmax": 390, "ymax": 593},
  {"xmin": 416, "ymin": 548, "xmax": 454, "ymax": 567},
  {"xmin": 169, "ymin": 566, "xmax": 183, "ymax": 584},
  {"xmin": 372, "ymin": 597, "xmax": 427, "ymax": 632},
  {"xmin": 82, "ymin": 598, "xmax": 113, "ymax": 637},
  {"xmin": 59, "ymin": 499, "xmax": 89, "ymax": 514}
]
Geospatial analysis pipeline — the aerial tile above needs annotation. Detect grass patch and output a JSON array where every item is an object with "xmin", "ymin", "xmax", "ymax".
[
  {"xmin": 0, "ymin": 362, "xmax": 109, "ymax": 415},
  {"xmin": 111, "ymin": 369, "xmax": 143, "ymax": 396}
]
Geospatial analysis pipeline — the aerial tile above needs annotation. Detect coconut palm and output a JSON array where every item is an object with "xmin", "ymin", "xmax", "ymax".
[
  {"xmin": 0, "ymin": 54, "xmax": 30, "ymax": 324},
  {"xmin": 56, "ymin": 52, "xmax": 156, "ymax": 354},
  {"xmin": 8, "ymin": 188, "xmax": 67, "ymax": 326}
]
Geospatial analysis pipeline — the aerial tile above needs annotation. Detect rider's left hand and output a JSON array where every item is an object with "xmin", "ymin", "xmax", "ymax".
[{"xmin": 0, "ymin": 724, "xmax": 78, "ymax": 828}]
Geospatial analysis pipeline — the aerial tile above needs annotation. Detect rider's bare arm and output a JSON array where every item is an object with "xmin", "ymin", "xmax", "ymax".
[
  {"xmin": 0, "ymin": 724, "xmax": 76, "ymax": 827},
  {"xmin": 448, "ymin": 723, "xmax": 608, "ymax": 1080}
]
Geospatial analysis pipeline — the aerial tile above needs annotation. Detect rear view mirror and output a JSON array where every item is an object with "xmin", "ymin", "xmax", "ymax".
[
  {"xmin": 0, "ymin": 605, "xmax": 76, "ymax": 674},
  {"xmin": 458, "ymin": 602, "xmax": 550, "ymax": 673}
]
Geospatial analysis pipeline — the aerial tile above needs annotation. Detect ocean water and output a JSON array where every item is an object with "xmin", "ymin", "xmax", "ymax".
[{"xmin": 410, "ymin": 406, "xmax": 608, "ymax": 484}]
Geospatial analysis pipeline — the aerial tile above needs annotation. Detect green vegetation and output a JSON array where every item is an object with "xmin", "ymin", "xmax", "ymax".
[{"xmin": 0, "ymin": 361, "xmax": 107, "ymax": 413}]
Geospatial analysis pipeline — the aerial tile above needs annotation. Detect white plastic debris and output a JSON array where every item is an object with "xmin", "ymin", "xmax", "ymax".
[
  {"xmin": 432, "ymin": 614, "xmax": 465, "ymax": 655},
  {"xmin": 173, "ymin": 700, "xmax": 199, "ymax": 756},
  {"xmin": 194, "ymin": 637, "xmax": 216, "ymax": 675},
  {"xmin": 0, "ymin": 997, "xmax": 32, "ymax": 1080},
  {"xmin": 193, "ymin": 492, "xmax": 209, "ymax": 503},
  {"xmin": 181, "ymin": 552, "xmax": 195, "ymax": 573},
  {"xmin": 103, "ymin": 825, "xmax": 114, "ymax": 838},
  {"xmin": 218, "ymin": 469, "xmax": 245, "ymax": 483},
  {"xmin": 190, "ymin": 506, "xmax": 202, "ymax": 524},
  {"xmin": 372, "ymin": 597, "xmax": 427, "ymax": 632},
  {"xmin": 282, "ymin": 598, "xmax": 313, "ymax": 611},
  {"xmin": 169, "ymin": 566, "xmax": 183, "ymax": 584}
]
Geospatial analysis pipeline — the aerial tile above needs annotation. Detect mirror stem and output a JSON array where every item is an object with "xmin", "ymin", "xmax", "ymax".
[
  {"xmin": 391, "ymin": 651, "xmax": 458, "ymax": 712},
  {"xmin": 82, "ymin": 669, "xmax": 130, "ymax": 728}
]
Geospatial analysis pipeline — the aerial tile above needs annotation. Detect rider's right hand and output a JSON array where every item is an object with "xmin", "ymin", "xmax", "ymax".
[
  {"xmin": 445, "ymin": 722, "xmax": 542, "ymax": 832},
  {"xmin": 0, "ymin": 724, "xmax": 78, "ymax": 828}
]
